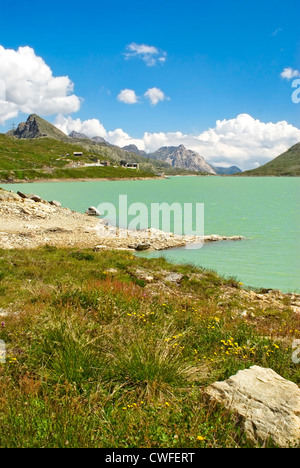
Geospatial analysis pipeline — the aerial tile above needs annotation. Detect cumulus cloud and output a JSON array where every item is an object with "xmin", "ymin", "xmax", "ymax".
[
  {"xmin": 192, "ymin": 114, "xmax": 300, "ymax": 169},
  {"xmin": 54, "ymin": 114, "xmax": 107, "ymax": 138},
  {"xmin": 0, "ymin": 45, "xmax": 81, "ymax": 125},
  {"xmin": 144, "ymin": 87, "xmax": 168, "ymax": 105},
  {"xmin": 107, "ymin": 128, "xmax": 146, "ymax": 149},
  {"xmin": 280, "ymin": 67, "xmax": 300, "ymax": 80},
  {"xmin": 54, "ymin": 115, "xmax": 145, "ymax": 149},
  {"xmin": 116, "ymin": 87, "xmax": 168, "ymax": 106},
  {"xmin": 117, "ymin": 89, "xmax": 139, "ymax": 104},
  {"xmin": 124, "ymin": 43, "xmax": 167, "ymax": 67},
  {"xmin": 54, "ymin": 113, "xmax": 300, "ymax": 170}
]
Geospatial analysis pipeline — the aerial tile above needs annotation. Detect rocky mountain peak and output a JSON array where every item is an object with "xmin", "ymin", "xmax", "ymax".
[{"xmin": 9, "ymin": 114, "xmax": 68, "ymax": 140}]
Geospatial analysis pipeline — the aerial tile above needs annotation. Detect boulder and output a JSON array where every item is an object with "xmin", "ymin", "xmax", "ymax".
[
  {"xmin": 17, "ymin": 191, "xmax": 28, "ymax": 199},
  {"xmin": 134, "ymin": 243, "xmax": 151, "ymax": 251},
  {"xmin": 30, "ymin": 194, "xmax": 43, "ymax": 203},
  {"xmin": 85, "ymin": 206, "xmax": 100, "ymax": 216},
  {"xmin": 204, "ymin": 366, "xmax": 300, "ymax": 447},
  {"xmin": 49, "ymin": 200, "xmax": 61, "ymax": 207},
  {"xmin": 164, "ymin": 272, "xmax": 184, "ymax": 283}
]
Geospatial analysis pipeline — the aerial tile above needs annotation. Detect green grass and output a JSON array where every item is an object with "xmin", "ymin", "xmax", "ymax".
[
  {"xmin": 0, "ymin": 247, "xmax": 299, "ymax": 447},
  {"xmin": 0, "ymin": 165, "xmax": 155, "ymax": 181},
  {"xmin": 0, "ymin": 133, "xmax": 154, "ymax": 181}
]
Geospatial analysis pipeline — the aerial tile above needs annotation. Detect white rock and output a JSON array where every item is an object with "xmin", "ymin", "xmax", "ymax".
[{"xmin": 204, "ymin": 366, "xmax": 300, "ymax": 447}]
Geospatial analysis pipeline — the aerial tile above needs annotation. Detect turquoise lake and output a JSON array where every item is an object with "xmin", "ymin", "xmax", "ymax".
[{"xmin": 2, "ymin": 176, "xmax": 299, "ymax": 293}]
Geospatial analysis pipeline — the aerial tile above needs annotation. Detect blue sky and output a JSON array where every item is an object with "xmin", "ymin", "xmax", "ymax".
[{"xmin": 0, "ymin": 0, "xmax": 299, "ymax": 169}]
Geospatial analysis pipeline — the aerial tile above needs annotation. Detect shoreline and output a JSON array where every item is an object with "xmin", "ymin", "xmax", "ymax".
[
  {"xmin": 0, "ymin": 175, "xmax": 165, "ymax": 184},
  {"xmin": 1, "ymin": 187, "xmax": 299, "ymax": 299},
  {"xmin": 0, "ymin": 187, "xmax": 244, "ymax": 252}
]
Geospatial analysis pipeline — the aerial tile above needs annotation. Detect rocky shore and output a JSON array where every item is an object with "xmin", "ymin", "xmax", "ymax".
[{"xmin": 0, "ymin": 188, "xmax": 244, "ymax": 251}]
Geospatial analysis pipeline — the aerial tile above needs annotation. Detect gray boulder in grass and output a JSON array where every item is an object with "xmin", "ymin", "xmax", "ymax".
[{"xmin": 204, "ymin": 365, "xmax": 300, "ymax": 447}]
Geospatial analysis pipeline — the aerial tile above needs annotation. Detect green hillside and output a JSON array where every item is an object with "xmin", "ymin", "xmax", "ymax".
[
  {"xmin": 0, "ymin": 133, "xmax": 155, "ymax": 181},
  {"xmin": 0, "ymin": 114, "xmax": 205, "ymax": 181},
  {"xmin": 241, "ymin": 142, "xmax": 300, "ymax": 176}
]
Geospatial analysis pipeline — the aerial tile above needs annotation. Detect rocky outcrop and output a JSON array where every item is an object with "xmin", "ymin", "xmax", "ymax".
[{"xmin": 204, "ymin": 366, "xmax": 300, "ymax": 447}]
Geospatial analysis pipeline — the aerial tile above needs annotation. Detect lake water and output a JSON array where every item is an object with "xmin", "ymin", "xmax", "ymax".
[{"xmin": 2, "ymin": 176, "xmax": 299, "ymax": 293}]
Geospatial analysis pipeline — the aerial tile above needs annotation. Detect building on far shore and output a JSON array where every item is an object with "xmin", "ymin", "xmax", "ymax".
[
  {"xmin": 126, "ymin": 163, "xmax": 139, "ymax": 170},
  {"xmin": 73, "ymin": 152, "xmax": 83, "ymax": 157},
  {"xmin": 101, "ymin": 161, "xmax": 111, "ymax": 166}
]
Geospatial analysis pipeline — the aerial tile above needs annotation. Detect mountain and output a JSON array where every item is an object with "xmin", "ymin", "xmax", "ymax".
[
  {"xmin": 122, "ymin": 144, "xmax": 147, "ymax": 157},
  {"xmin": 69, "ymin": 130, "xmax": 109, "ymax": 145},
  {"xmin": 148, "ymin": 145, "xmax": 216, "ymax": 174},
  {"xmin": 8, "ymin": 114, "xmax": 69, "ymax": 141},
  {"xmin": 241, "ymin": 142, "xmax": 300, "ymax": 176},
  {"xmin": 69, "ymin": 130, "xmax": 89, "ymax": 140},
  {"xmin": 213, "ymin": 166, "xmax": 242, "ymax": 175},
  {"xmin": 91, "ymin": 136, "xmax": 110, "ymax": 144}
]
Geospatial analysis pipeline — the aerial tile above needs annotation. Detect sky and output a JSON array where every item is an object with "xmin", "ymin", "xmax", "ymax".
[{"xmin": 0, "ymin": 0, "xmax": 299, "ymax": 170}]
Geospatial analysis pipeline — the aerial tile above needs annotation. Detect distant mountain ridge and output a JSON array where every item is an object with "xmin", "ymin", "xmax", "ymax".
[
  {"xmin": 4, "ymin": 114, "xmax": 209, "ymax": 177},
  {"xmin": 69, "ymin": 130, "xmax": 110, "ymax": 145},
  {"xmin": 148, "ymin": 144, "xmax": 216, "ymax": 174},
  {"xmin": 5, "ymin": 114, "xmax": 244, "ymax": 176},
  {"xmin": 212, "ymin": 165, "xmax": 242, "ymax": 175},
  {"xmin": 122, "ymin": 144, "xmax": 242, "ymax": 174}
]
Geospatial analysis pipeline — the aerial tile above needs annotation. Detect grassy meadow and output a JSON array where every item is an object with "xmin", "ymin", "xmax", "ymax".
[{"xmin": 0, "ymin": 247, "xmax": 299, "ymax": 448}]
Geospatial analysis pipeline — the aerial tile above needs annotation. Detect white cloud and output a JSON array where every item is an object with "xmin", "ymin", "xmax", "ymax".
[
  {"xmin": 0, "ymin": 45, "xmax": 81, "ymax": 124},
  {"xmin": 280, "ymin": 67, "xmax": 300, "ymax": 80},
  {"xmin": 54, "ymin": 113, "xmax": 300, "ymax": 170},
  {"xmin": 117, "ymin": 89, "xmax": 139, "ymax": 104},
  {"xmin": 116, "ymin": 87, "xmax": 168, "ymax": 106},
  {"xmin": 107, "ymin": 128, "xmax": 146, "ymax": 149},
  {"xmin": 144, "ymin": 87, "xmax": 168, "ymax": 105},
  {"xmin": 0, "ymin": 101, "xmax": 19, "ymax": 125},
  {"xmin": 54, "ymin": 114, "xmax": 107, "ymax": 138},
  {"xmin": 124, "ymin": 43, "xmax": 167, "ymax": 67},
  {"xmin": 191, "ymin": 114, "xmax": 300, "ymax": 169}
]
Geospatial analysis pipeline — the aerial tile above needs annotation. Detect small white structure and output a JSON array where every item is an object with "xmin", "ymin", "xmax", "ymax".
[
  {"xmin": 73, "ymin": 152, "xmax": 83, "ymax": 157},
  {"xmin": 126, "ymin": 163, "xmax": 139, "ymax": 170}
]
